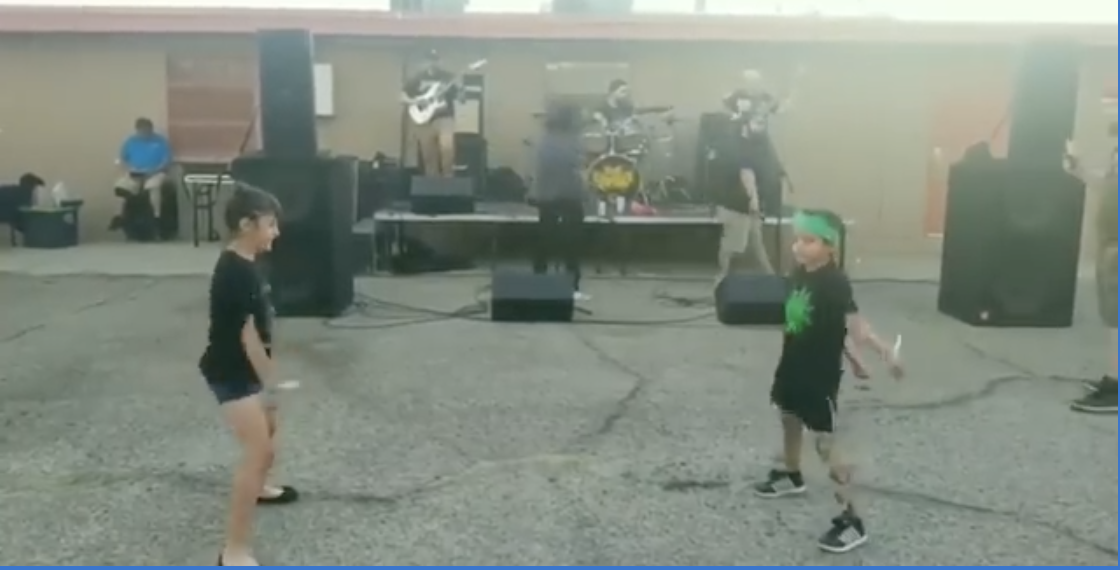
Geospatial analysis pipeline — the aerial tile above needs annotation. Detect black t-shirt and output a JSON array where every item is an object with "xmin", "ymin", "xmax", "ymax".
[
  {"xmin": 775, "ymin": 262, "xmax": 857, "ymax": 389},
  {"xmin": 723, "ymin": 89, "xmax": 781, "ymax": 137},
  {"xmin": 595, "ymin": 99, "xmax": 635, "ymax": 127},
  {"xmin": 199, "ymin": 250, "xmax": 274, "ymax": 382},
  {"xmin": 404, "ymin": 68, "xmax": 458, "ymax": 121}
]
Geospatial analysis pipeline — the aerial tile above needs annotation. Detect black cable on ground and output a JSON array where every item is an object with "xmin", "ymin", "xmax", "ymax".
[
  {"xmin": 323, "ymin": 286, "xmax": 716, "ymax": 331},
  {"xmin": 323, "ymin": 276, "xmax": 941, "ymax": 332}
]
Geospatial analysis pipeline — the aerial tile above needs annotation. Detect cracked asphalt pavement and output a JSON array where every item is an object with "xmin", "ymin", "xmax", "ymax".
[{"xmin": 0, "ymin": 274, "xmax": 1116, "ymax": 565}]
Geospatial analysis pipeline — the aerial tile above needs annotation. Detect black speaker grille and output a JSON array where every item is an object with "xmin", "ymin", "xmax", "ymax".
[
  {"xmin": 257, "ymin": 29, "xmax": 319, "ymax": 158},
  {"xmin": 938, "ymin": 156, "xmax": 1085, "ymax": 327}
]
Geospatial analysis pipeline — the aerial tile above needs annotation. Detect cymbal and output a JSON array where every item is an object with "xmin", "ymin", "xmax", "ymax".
[{"xmin": 635, "ymin": 105, "xmax": 674, "ymax": 115}]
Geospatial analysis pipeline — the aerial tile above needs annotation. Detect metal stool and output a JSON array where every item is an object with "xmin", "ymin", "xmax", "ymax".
[{"xmin": 183, "ymin": 173, "xmax": 236, "ymax": 247}]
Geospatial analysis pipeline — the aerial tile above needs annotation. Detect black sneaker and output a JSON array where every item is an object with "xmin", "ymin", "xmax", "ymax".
[
  {"xmin": 1072, "ymin": 382, "xmax": 1118, "ymax": 414},
  {"xmin": 1083, "ymin": 376, "xmax": 1117, "ymax": 392},
  {"xmin": 817, "ymin": 510, "xmax": 868, "ymax": 553},
  {"xmin": 752, "ymin": 469, "xmax": 806, "ymax": 498}
]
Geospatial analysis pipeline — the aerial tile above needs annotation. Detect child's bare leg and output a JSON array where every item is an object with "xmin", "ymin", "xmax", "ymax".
[
  {"xmin": 755, "ymin": 411, "xmax": 808, "ymax": 497},
  {"xmin": 260, "ymin": 405, "xmax": 280, "ymax": 498},
  {"xmin": 814, "ymin": 433, "xmax": 856, "ymax": 514},
  {"xmin": 814, "ymin": 430, "xmax": 868, "ymax": 553},
  {"xmin": 221, "ymin": 396, "xmax": 274, "ymax": 566}
]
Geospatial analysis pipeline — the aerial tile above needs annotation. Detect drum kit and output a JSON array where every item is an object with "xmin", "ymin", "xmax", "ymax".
[{"xmin": 529, "ymin": 104, "xmax": 693, "ymax": 208}]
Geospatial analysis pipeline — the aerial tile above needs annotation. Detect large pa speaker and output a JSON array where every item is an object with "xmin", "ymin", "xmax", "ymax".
[
  {"xmin": 257, "ymin": 29, "xmax": 318, "ymax": 158},
  {"xmin": 1007, "ymin": 41, "xmax": 1080, "ymax": 167},
  {"xmin": 490, "ymin": 271, "xmax": 575, "ymax": 323},
  {"xmin": 716, "ymin": 272, "xmax": 788, "ymax": 326},
  {"xmin": 230, "ymin": 154, "xmax": 357, "ymax": 318},
  {"xmin": 937, "ymin": 154, "xmax": 1085, "ymax": 327}
]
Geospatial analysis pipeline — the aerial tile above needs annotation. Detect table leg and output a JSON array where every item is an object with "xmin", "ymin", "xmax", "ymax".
[
  {"xmin": 368, "ymin": 220, "xmax": 378, "ymax": 275},
  {"xmin": 206, "ymin": 184, "xmax": 218, "ymax": 242},
  {"xmin": 191, "ymin": 188, "xmax": 200, "ymax": 248},
  {"xmin": 489, "ymin": 224, "xmax": 499, "ymax": 269},
  {"xmin": 619, "ymin": 224, "xmax": 630, "ymax": 276}
]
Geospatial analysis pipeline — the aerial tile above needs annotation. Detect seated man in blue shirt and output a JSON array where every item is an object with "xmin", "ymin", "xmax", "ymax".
[{"xmin": 115, "ymin": 117, "xmax": 172, "ymax": 215}]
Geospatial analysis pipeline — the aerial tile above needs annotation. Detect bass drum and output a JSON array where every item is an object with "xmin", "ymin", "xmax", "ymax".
[{"xmin": 587, "ymin": 154, "xmax": 641, "ymax": 197}]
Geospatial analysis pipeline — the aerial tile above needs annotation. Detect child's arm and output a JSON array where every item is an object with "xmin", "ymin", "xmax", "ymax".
[
  {"xmin": 241, "ymin": 317, "xmax": 275, "ymax": 387},
  {"xmin": 843, "ymin": 335, "xmax": 870, "ymax": 379},
  {"xmin": 846, "ymin": 313, "xmax": 903, "ymax": 379}
]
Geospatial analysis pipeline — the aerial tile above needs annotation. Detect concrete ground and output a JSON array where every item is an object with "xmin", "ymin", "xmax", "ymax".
[{"xmin": 0, "ymin": 246, "xmax": 1116, "ymax": 565}]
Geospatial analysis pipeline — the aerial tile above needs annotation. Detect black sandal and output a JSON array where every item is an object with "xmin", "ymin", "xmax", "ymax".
[{"xmin": 257, "ymin": 485, "xmax": 300, "ymax": 506}]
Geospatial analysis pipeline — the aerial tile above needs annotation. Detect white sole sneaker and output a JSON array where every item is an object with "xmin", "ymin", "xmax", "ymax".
[
  {"xmin": 818, "ymin": 533, "xmax": 869, "ymax": 554},
  {"xmin": 753, "ymin": 485, "xmax": 807, "ymax": 499}
]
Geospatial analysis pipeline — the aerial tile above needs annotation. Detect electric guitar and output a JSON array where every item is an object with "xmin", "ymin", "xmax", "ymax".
[{"xmin": 407, "ymin": 59, "xmax": 488, "ymax": 125}]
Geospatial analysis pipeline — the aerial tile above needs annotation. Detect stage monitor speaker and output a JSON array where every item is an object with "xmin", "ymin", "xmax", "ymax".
[
  {"xmin": 410, "ymin": 175, "xmax": 475, "ymax": 215},
  {"xmin": 490, "ymin": 271, "xmax": 575, "ymax": 323},
  {"xmin": 937, "ymin": 155, "xmax": 1085, "ymax": 327},
  {"xmin": 257, "ymin": 29, "xmax": 319, "ymax": 158},
  {"xmin": 716, "ymin": 272, "xmax": 788, "ymax": 326},
  {"xmin": 1007, "ymin": 40, "xmax": 1080, "ymax": 166},
  {"xmin": 230, "ymin": 154, "xmax": 357, "ymax": 318}
]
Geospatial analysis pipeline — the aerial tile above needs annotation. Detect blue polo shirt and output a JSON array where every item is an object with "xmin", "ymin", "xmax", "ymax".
[{"xmin": 120, "ymin": 134, "xmax": 171, "ymax": 174}]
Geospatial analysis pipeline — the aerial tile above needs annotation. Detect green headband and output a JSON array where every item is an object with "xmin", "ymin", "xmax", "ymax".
[{"xmin": 792, "ymin": 211, "xmax": 840, "ymax": 245}]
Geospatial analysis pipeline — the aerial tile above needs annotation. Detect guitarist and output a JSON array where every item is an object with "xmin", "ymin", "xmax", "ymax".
[{"xmin": 401, "ymin": 50, "xmax": 459, "ymax": 177}]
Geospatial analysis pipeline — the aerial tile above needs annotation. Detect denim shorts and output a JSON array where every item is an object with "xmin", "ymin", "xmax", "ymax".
[{"xmin": 205, "ymin": 377, "xmax": 263, "ymax": 405}]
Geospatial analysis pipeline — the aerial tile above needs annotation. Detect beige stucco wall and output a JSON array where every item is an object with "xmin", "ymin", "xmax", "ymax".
[{"xmin": 0, "ymin": 33, "xmax": 1114, "ymax": 253}]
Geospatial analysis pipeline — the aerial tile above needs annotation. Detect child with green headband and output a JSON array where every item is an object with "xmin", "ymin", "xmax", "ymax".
[{"xmin": 753, "ymin": 208, "xmax": 904, "ymax": 554}]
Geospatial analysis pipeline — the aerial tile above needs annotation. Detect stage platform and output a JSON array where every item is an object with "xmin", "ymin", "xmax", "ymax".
[{"xmin": 352, "ymin": 202, "xmax": 841, "ymax": 274}]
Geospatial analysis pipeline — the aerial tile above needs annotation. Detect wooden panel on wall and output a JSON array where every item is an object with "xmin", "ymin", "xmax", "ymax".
[
  {"xmin": 166, "ymin": 54, "xmax": 257, "ymax": 163},
  {"xmin": 923, "ymin": 59, "xmax": 1013, "ymax": 236}
]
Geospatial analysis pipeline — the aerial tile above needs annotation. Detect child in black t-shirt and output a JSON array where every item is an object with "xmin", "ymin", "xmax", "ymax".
[
  {"xmin": 753, "ymin": 209, "xmax": 903, "ymax": 554},
  {"xmin": 199, "ymin": 185, "xmax": 297, "ymax": 566}
]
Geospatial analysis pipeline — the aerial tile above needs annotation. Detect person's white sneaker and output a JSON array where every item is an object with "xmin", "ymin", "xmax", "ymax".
[{"xmin": 573, "ymin": 291, "xmax": 592, "ymax": 302}]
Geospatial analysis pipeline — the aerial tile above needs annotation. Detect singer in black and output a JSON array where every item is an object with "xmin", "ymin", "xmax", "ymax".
[{"xmin": 532, "ymin": 103, "xmax": 590, "ymax": 301}]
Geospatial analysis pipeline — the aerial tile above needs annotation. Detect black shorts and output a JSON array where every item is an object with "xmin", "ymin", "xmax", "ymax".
[
  {"xmin": 770, "ymin": 375, "xmax": 841, "ymax": 434},
  {"xmin": 205, "ymin": 376, "xmax": 262, "ymax": 405}
]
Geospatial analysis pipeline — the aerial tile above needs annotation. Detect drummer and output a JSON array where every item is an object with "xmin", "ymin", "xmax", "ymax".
[{"xmin": 592, "ymin": 79, "xmax": 636, "ymax": 131}]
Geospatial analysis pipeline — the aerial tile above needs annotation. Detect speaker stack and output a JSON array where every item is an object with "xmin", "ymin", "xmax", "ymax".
[
  {"xmin": 937, "ymin": 40, "xmax": 1086, "ymax": 328},
  {"xmin": 228, "ymin": 29, "xmax": 355, "ymax": 318}
]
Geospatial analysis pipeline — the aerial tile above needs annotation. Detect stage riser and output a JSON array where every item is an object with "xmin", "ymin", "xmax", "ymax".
[{"xmin": 351, "ymin": 222, "xmax": 829, "ymax": 275}]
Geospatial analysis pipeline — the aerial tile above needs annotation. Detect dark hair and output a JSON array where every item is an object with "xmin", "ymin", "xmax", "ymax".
[
  {"xmin": 544, "ymin": 103, "xmax": 580, "ymax": 134},
  {"xmin": 18, "ymin": 172, "xmax": 45, "ymax": 190},
  {"xmin": 799, "ymin": 208, "xmax": 844, "ymax": 246},
  {"xmin": 224, "ymin": 184, "xmax": 282, "ymax": 232},
  {"xmin": 134, "ymin": 117, "xmax": 154, "ymax": 130},
  {"xmin": 608, "ymin": 79, "xmax": 628, "ymax": 94}
]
